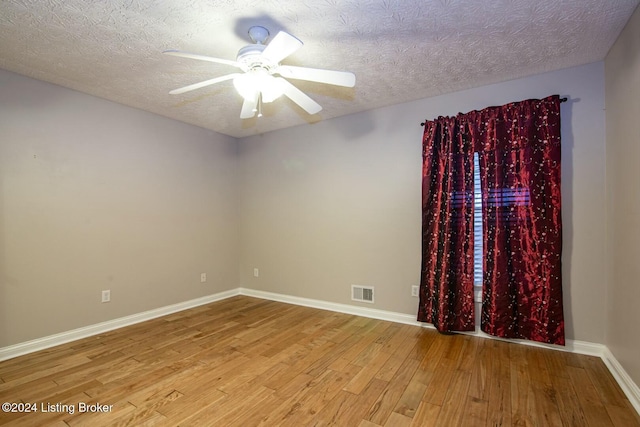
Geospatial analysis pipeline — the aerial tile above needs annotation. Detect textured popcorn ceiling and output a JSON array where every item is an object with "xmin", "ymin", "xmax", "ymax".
[{"xmin": 1, "ymin": 0, "xmax": 638, "ymax": 138}]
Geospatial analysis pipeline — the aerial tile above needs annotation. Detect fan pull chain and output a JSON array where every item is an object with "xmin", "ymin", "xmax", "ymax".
[{"xmin": 257, "ymin": 93, "xmax": 263, "ymax": 118}]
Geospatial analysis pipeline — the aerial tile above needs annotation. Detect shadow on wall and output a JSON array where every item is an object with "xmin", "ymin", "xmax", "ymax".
[
  {"xmin": 322, "ymin": 109, "xmax": 378, "ymax": 142},
  {"xmin": 0, "ymin": 162, "xmax": 5, "ymax": 345},
  {"xmin": 561, "ymin": 96, "xmax": 579, "ymax": 340}
]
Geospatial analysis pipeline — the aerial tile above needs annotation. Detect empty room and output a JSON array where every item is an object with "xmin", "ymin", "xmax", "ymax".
[{"xmin": 1, "ymin": 0, "xmax": 639, "ymax": 426}]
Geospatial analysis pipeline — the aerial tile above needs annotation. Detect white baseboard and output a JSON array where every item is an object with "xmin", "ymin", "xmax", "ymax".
[
  {"xmin": 0, "ymin": 289, "xmax": 240, "ymax": 362},
  {"xmin": 238, "ymin": 287, "xmax": 422, "ymax": 326},
  {"xmin": 1, "ymin": 286, "xmax": 638, "ymax": 417},
  {"xmin": 460, "ymin": 329, "xmax": 607, "ymax": 358},
  {"xmin": 602, "ymin": 347, "xmax": 640, "ymax": 415}
]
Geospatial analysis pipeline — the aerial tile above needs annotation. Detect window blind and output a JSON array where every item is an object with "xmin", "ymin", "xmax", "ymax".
[{"xmin": 473, "ymin": 153, "xmax": 483, "ymax": 287}]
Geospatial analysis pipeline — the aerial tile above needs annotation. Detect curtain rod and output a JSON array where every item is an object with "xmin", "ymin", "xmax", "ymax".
[{"xmin": 420, "ymin": 97, "xmax": 568, "ymax": 126}]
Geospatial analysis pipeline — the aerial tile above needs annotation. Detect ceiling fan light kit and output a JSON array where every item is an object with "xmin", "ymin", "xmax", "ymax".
[
  {"xmin": 233, "ymin": 69, "xmax": 283, "ymax": 103},
  {"xmin": 164, "ymin": 26, "xmax": 356, "ymax": 119}
]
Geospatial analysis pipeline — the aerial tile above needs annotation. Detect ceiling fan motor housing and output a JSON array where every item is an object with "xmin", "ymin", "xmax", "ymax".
[{"xmin": 236, "ymin": 44, "xmax": 274, "ymax": 72}]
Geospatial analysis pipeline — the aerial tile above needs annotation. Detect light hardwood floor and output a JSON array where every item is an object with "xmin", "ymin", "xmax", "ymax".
[{"xmin": 0, "ymin": 296, "xmax": 638, "ymax": 426}]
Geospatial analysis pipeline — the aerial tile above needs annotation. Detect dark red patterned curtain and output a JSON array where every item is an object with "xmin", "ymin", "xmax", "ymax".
[
  {"xmin": 470, "ymin": 96, "xmax": 564, "ymax": 345},
  {"xmin": 418, "ymin": 95, "xmax": 564, "ymax": 345},
  {"xmin": 417, "ymin": 117, "xmax": 475, "ymax": 332}
]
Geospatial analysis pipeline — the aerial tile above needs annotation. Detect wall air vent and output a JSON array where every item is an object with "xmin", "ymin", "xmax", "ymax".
[{"xmin": 351, "ymin": 285, "xmax": 374, "ymax": 304}]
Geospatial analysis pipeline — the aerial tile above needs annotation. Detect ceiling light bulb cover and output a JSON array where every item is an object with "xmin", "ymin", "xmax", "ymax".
[
  {"xmin": 233, "ymin": 69, "xmax": 283, "ymax": 103},
  {"xmin": 260, "ymin": 76, "xmax": 284, "ymax": 103},
  {"xmin": 232, "ymin": 73, "xmax": 257, "ymax": 99}
]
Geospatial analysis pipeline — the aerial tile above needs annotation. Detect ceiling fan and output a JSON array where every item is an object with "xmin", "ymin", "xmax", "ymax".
[{"xmin": 164, "ymin": 26, "xmax": 356, "ymax": 119}]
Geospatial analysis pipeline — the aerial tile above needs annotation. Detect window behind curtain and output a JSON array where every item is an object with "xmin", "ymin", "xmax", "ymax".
[{"xmin": 473, "ymin": 153, "xmax": 483, "ymax": 301}]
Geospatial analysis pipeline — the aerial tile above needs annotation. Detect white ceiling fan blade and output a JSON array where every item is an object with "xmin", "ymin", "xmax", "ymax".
[
  {"xmin": 163, "ymin": 50, "xmax": 240, "ymax": 68},
  {"xmin": 277, "ymin": 65, "xmax": 356, "ymax": 87},
  {"xmin": 262, "ymin": 31, "xmax": 303, "ymax": 64},
  {"xmin": 169, "ymin": 73, "xmax": 241, "ymax": 95},
  {"xmin": 275, "ymin": 77, "xmax": 322, "ymax": 115},
  {"xmin": 240, "ymin": 93, "xmax": 259, "ymax": 119}
]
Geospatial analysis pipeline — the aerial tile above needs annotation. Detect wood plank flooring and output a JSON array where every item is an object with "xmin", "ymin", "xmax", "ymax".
[{"xmin": 0, "ymin": 296, "xmax": 638, "ymax": 426}]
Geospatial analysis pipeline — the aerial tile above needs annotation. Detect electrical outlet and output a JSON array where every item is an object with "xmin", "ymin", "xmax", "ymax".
[
  {"xmin": 411, "ymin": 285, "xmax": 419, "ymax": 297},
  {"xmin": 200, "ymin": 273, "xmax": 207, "ymax": 283},
  {"xmin": 101, "ymin": 290, "xmax": 111, "ymax": 303},
  {"xmin": 253, "ymin": 268, "xmax": 259, "ymax": 278}
]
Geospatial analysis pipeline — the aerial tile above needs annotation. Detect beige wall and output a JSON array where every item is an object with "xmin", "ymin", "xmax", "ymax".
[
  {"xmin": 605, "ymin": 5, "xmax": 640, "ymax": 387},
  {"xmin": 239, "ymin": 61, "xmax": 608, "ymax": 343},
  {"xmin": 0, "ymin": 70, "xmax": 239, "ymax": 347},
  {"xmin": 0, "ymin": 60, "xmax": 612, "ymax": 348}
]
